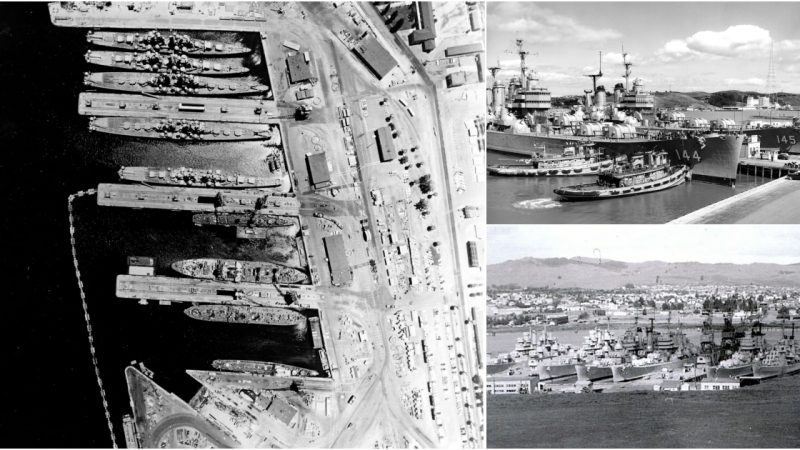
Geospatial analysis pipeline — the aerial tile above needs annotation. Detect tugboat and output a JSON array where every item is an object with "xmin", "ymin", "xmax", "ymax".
[
  {"xmin": 487, "ymin": 142, "xmax": 626, "ymax": 176},
  {"xmin": 553, "ymin": 151, "xmax": 690, "ymax": 201},
  {"xmin": 184, "ymin": 305, "xmax": 307, "ymax": 327},
  {"xmin": 89, "ymin": 117, "xmax": 277, "ymax": 141},
  {"xmin": 212, "ymin": 360, "xmax": 319, "ymax": 377},
  {"xmin": 87, "ymin": 30, "xmax": 253, "ymax": 56},
  {"xmin": 119, "ymin": 166, "xmax": 281, "ymax": 188},
  {"xmin": 84, "ymin": 72, "xmax": 270, "ymax": 96},
  {"xmin": 85, "ymin": 50, "xmax": 249, "ymax": 76},
  {"xmin": 172, "ymin": 258, "xmax": 309, "ymax": 285}
]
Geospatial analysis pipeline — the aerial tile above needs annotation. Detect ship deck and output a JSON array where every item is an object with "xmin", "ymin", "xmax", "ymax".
[
  {"xmin": 97, "ymin": 183, "xmax": 299, "ymax": 214},
  {"xmin": 116, "ymin": 274, "xmax": 321, "ymax": 308},
  {"xmin": 79, "ymin": 92, "xmax": 283, "ymax": 124}
]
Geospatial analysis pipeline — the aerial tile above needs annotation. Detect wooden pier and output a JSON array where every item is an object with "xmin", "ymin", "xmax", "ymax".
[
  {"xmin": 738, "ymin": 158, "xmax": 797, "ymax": 180},
  {"xmin": 97, "ymin": 183, "xmax": 300, "ymax": 214},
  {"xmin": 78, "ymin": 92, "xmax": 284, "ymax": 124},
  {"xmin": 116, "ymin": 274, "xmax": 321, "ymax": 308}
]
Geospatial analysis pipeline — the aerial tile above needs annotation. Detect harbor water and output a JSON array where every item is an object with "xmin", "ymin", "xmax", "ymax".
[
  {"xmin": 487, "ymin": 151, "xmax": 773, "ymax": 224},
  {"xmin": 2, "ymin": 4, "xmax": 312, "ymax": 446}
]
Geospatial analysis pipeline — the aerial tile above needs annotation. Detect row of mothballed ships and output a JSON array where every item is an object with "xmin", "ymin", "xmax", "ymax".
[
  {"xmin": 81, "ymin": 29, "xmax": 293, "ymax": 142},
  {"xmin": 487, "ymin": 39, "xmax": 800, "ymax": 198},
  {"xmin": 79, "ymin": 29, "xmax": 323, "ymax": 379},
  {"xmin": 498, "ymin": 315, "xmax": 798, "ymax": 385}
]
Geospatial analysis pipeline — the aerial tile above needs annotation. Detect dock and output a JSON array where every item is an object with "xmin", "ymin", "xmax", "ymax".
[
  {"xmin": 78, "ymin": 92, "xmax": 284, "ymax": 124},
  {"xmin": 97, "ymin": 183, "xmax": 300, "ymax": 215},
  {"xmin": 116, "ymin": 274, "xmax": 321, "ymax": 308},
  {"xmin": 738, "ymin": 158, "xmax": 797, "ymax": 180},
  {"xmin": 670, "ymin": 177, "xmax": 800, "ymax": 223}
]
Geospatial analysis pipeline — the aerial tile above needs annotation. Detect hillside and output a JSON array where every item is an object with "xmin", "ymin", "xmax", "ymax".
[
  {"xmin": 487, "ymin": 257, "xmax": 800, "ymax": 289},
  {"xmin": 652, "ymin": 91, "xmax": 712, "ymax": 109}
]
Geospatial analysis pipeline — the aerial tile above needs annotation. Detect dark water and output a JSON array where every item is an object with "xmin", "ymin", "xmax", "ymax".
[
  {"xmin": 487, "ymin": 151, "xmax": 773, "ymax": 224},
  {"xmin": 1, "ymin": 4, "xmax": 313, "ymax": 447},
  {"xmin": 488, "ymin": 375, "xmax": 800, "ymax": 447}
]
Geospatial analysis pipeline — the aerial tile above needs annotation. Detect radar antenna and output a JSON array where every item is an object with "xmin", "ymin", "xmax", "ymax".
[
  {"xmin": 621, "ymin": 44, "xmax": 633, "ymax": 91},
  {"xmin": 506, "ymin": 39, "xmax": 537, "ymax": 81}
]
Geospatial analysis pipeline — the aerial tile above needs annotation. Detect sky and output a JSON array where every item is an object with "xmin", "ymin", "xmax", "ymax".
[
  {"xmin": 487, "ymin": 2, "xmax": 800, "ymax": 96},
  {"xmin": 488, "ymin": 225, "xmax": 800, "ymax": 265}
]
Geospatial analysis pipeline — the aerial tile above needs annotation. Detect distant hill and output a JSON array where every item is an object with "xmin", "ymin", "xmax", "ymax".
[
  {"xmin": 552, "ymin": 90, "xmax": 800, "ymax": 109},
  {"xmin": 488, "ymin": 257, "xmax": 800, "ymax": 289}
]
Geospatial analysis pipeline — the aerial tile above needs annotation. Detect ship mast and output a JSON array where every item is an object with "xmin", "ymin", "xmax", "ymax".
[
  {"xmin": 515, "ymin": 38, "xmax": 531, "ymax": 81},
  {"xmin": 621, "ymin": 45, "xmax": 632, "ymax": 91},
  {"xmin": 585, "ymin": 50, "xmax": 603, "ymax": 94}
]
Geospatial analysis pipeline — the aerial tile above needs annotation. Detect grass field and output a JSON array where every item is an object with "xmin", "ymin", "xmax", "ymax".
[{"xmin": 488, "ymin": 375, "xmax": 800, "ymax": 448}]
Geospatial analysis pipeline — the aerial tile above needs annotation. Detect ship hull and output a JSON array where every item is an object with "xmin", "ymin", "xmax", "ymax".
[
  {"xmin": 172, "ymin": 258, "xmax": 309, "ymax": 284},
  {"xmin": 85, "ymin": 50, "xmax": 249, "ymax": 76},
  {"xmin": 487, "ymin": 362, "xmax": 517, "ymax": 375},
  {"xmin": 575, "ymin": 364, "xmax": 613, "ymax": 381},
  {"xmin": 537, "ymin": 362, "xmax": 577, "ymax": 381},
  {"xmin": 119, "ymin": 166, "xmax": 281, "ymax": 188},
  {"xmin": 743, "ymin": 127, "xmax": 800, "ymax": 153},
  {"xmin": 193, "ymin": 213, "xmax": 295, "ymax": 228},
  {"xmin": 212, "ymin": 359, "xmax": 319, "ymax": 377},
  {"xmin": 487, "ymin": 159, "xmax": 616, "ymax": 177},
  {"xmin": 84, "ymin": 72, "xmax": 269, "ymax": 96},
  {"xmin": 706, "ymin": 364, "xmax": 753, "ymax": 379},
  {"xmin": 554, "ymin": 166, "xmax": 689, "ymax": 201},
  {"xmin": 752, "ymin": 362, "xmax": 800, "ymax": 378},
  {"xmin": 87, "ymin": 31, "xmax": 252, "ymax": 56},
  {"xmin": 184, "ymin": 305, "xmax": 306, "ymax": 327},
  {"xmin": 90, "ymin": 117, "xmax": 275, "ymax": 141},
  {"xmin": 611, "ymin": 359, "xmax": 685, "ymax": 382},
  {"xmin": 488, "ymin": 130, "xmax": 744, "ymax": 183}
]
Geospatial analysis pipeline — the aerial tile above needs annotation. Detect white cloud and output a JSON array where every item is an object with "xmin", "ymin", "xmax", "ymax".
[
  {"xmin": 489, "ymin": 3, "xmax": 621, "ymax": 44},
  {"xmin": 724, "ymin": 77, "xmax": 765, "ymax": 86},
  {"xmin": 686, "ymin": 25, "xmax": 771, "ymax": 56}
]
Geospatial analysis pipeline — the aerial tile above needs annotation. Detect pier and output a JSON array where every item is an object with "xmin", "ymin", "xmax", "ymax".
[
  {"xmin": 97, "ymin": 183, "xmax": 300, "ymax": 214},
  {"xmin": 79, "ymin": 92, "xmax": 284, "ymax": 124},
  {"xmin": 670, "ymin": 177, "xmax": 800, "ymax": 223},
  {"xmin": 738, "ymin": 158, "xmax": 797, "ymax": 180},
  {"xmin": 116, "ymin": 274, "xmax": 321, "ymax": 308}
]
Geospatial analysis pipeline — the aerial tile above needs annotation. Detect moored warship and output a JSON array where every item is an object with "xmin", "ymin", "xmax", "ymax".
[
  {"xmin": 119, "ymin": 166, "xmax": 281, "ymax": 188},
  {"xmin": 87, "ymin": 29, "xmax": 252, "ymax": 56},
  {"xmin": 90, "ymin": 117, "xmax": 277, "ymax": 141},
  {"xmin": 84, "ymin": 72, "xmax": 269, "ymax": 96},
  {"xmin": 172, "ymin": 258, "xmax": 309, "ymax": 284},
  {"xmin": 752, "ymin": 325, "xmax": 800, "ymax": 378},
  {"xmin": 487, "ymin": 39, "xmax": 746, "ymax": 184},
  {"xmin": 554, "ymin": 151, "xmax": 690, "ymax": 201},
  {"xmin": 609, "ymin": 318, "xmax": 696, "ymax": 382},
  {"xmin": 184, "ymin": 305, "xmax": 306, "ymax": 327},
  {"xmin": 212, "ymin": 359, "xmax": 319, "ymax": 377},
  {"xmin": 85, "ymin": 49, "xmax": 249, "ymax": 76},
  {"xmin": 192, "ymin": 212, "xmax": 295, "ymax": 228}
]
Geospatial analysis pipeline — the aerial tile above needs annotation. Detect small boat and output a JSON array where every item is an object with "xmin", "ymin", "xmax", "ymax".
[
  {"xmin": 87, "ymin": 30, "xmax": 252, "ymax": 56},
  {"xmin": 85, "ymin": 49, "xmax": 249, "ymax": 76},
  {"xmin": 554, "ymin": 151, "xmax": 691, "ymax": 201},
  {"xmin": 84, "ymin": 72, "xmax": 269, "ymax": 96}
]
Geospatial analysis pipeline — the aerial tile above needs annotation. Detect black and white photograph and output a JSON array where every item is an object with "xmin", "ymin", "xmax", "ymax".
[
  {"xmin": 3, "ymin": 1, "xmax": 485, "ymax": 447},
  {"xmin": 486, "ymin": 225, "xmax": 800, "ymax": 447},
  {"xmin": 486, "ymin": 2, "xmax": 800, "ymax": 224}
]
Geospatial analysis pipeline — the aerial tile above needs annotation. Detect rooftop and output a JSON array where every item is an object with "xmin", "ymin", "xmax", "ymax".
[
  {"xmin": 353, "ymin": 37, "xmax": 397, "ymax": 80},
  {"xmin": 306, "ymin": 152, "xmax": 331, "ymax": 187},
  {"xmin": 323, "ymin": 234, "xmax": 352, "ymax": 286},
  {"xmin": 287, "ymin": 52, "xmax": 312, "ymax": 84}
]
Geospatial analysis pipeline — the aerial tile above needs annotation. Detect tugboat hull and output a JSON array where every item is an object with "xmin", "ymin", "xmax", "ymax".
[{"xmin": 554, "ymin": 165, "xmax": 690, "ymax": 201}]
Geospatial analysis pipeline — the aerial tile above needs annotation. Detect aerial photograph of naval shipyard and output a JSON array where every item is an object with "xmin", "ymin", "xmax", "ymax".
[
  {"xmin": 2, "ymin": 2, "xmax": 485, "ymax": 447},
  {"xmin": 486, "ymin": 2, "xmax": 800, "ymax": 224},
  {"xmin": 486, "ymin": 225, "xmax": 800, "ymax": 447}
]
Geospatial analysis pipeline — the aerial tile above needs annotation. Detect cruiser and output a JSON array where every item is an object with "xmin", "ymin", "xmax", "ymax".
[
  {"xmin": 184, "ymin": 305, "xmax": 307, "ymax": 327},
  {"xmin": 487, "ymin": 40, "xmax": 747, "ymax": 183},
  {"xmin": 84, "ymin": 72, "xmax": 270, "ymax": 96},
  {"xmin": 87, "ymin": 30, "xmax": 253, "ymax": 56},
  {"xmin": 554, "ymin": 151, "xmax": 690, "ymax": 201},
  {"xmin": 172, "ymin": 258, "xmax": 309, "ymax": 285},
  {"xmin": 119, "ymin": 166, "xmax": 281, "ymax": 188},
  {"xmin": 610, "ymin": 319, "xmax": 696, "ymax": 382},
  {"xmin": 85, "ymin": 50, "xmax": 249, "ymax": 76},
  {"xmin": 89, "ymin": 117, "xmax": 278, "ymax": 141},
  {"xmin": 705, "ymin": 319, "xmax": 766, "ymax": 379},
  {"xmin": 212, "ymin": 360, "xmax": 319, "ymax": 377},
  {"xmin": 487, "ymin": 142, "xmax": 626, "ymax": 176},
  {"xmin": 752, "ymin": 325, "xmax": 800, "ymax": 378},
  {"xmin": 574, "ymin": 329, "xmax": 624, "ymax": 382},
  {"xmin": 192, "ymin": 213, "xmax": 295, "ymax": 228}
]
